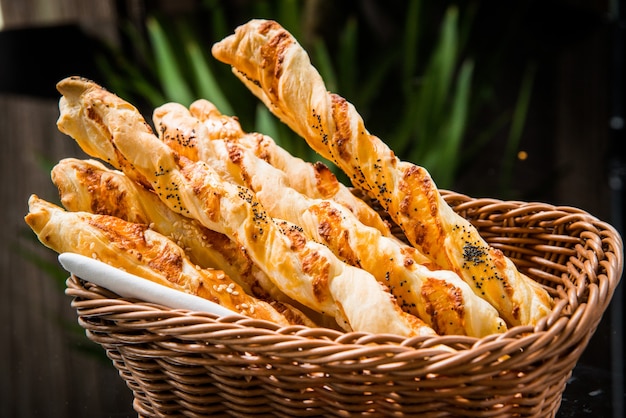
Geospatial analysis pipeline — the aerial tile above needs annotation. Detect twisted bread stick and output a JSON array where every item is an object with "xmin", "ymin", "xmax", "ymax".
[
  {"xmin": 56, "ymin": 78, "xmax": 151, "ymax": 189},
  {"xmin": 55, "ymin": 76, "xmax": 437, "ymax": 337},
  {"xmin": 25, "ymin": 195, "xmax": 294, "ymax": 325},
  {"xmin": 51, "ymin": 157, "xmax": 322, "ymax": 327},
  {"xmin": 52, "ymin": 158, "xmax": 254, "ymax": 290},
  {"xmin": 224, "ymin": 140, "xmax": 507, "ymax": 337},
  {"xmin": 153, "ymin": 102, "xmax": 243, "ymax": 185},
  {"xmin": 212, "ymin": 20, "xmax": 553, "ymax": 326},
  {"xmin": 181, "ymin": 99, "xmax": 392, "ymax": 236},
  {"xmin": 154, "ymin": 105, "xmax": 506, "ymax": 335}
]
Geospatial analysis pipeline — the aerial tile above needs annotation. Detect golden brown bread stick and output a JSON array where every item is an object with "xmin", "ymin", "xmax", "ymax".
[
  {"xmin": 151, "ymin": 105, "xmax": 506, "ymax": 336},
  {"xmin": 55, "ymin": 76, "xmax": 437, "ymax": 336},
  {"xmin": 50, "ymin": 157, "xmax": 323, "ymax": 327},
  {"xmin": 223, "ymin": 140, "xmax": 508, "ymax": 336},
  {"xmin": 25, "ymin": 195, "xmax": 295, "ymax": 325},
  {"xmin": 211, "ymin": 20, "xmax": 553, "ymax": 326},
  {"xmin": 174, "ymin": 98, "xmax": 393, "ymax": 236}
]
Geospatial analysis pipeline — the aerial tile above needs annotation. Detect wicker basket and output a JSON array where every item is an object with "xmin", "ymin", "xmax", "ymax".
[{"xmin": 65, "ymin": 191, "xmax": 623, "ymax": 417}]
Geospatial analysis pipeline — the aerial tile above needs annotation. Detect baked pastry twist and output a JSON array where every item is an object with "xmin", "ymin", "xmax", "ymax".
[
  {"xmin": 56, "ymin": 78, "xmax": 151, "ymax": 189},
  {"xmin": 25, "ymin": 195, "xmax": 296, "ymax": 325},
  {"xmin": 225, "ymin": 140, "xmax": 507, "ymax": 337},
  {"xmin": 51, "ymin": 157, "xmax": 321, "ymax": 326},
  {"xmin": 211, "ymin": 19, "xmax": 553, "ymax": 326},
  {"xmin": 55, "ymin": 76, "xmax": 437, "ymax": 337},
  {"xmin": 157, "ymin": 98, "xmax": 392, "ymax": 236},
  {"xmin": 155, "ymin": 101, "xmax": 506, "ymax": 336}
]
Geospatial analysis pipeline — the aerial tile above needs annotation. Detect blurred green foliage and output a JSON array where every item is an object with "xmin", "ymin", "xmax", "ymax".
[{"xmin": 98, "ymin": 0, "xmax": 534, "ymax": 192}]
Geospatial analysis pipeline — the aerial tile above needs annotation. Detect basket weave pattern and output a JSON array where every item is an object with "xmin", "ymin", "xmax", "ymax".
[{"xmin": 66, "ymin": 191, "xmax": 623, "ymax": 417}]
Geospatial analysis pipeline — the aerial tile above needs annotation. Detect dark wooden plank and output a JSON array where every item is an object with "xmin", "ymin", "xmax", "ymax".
[
  {"xmin": 0, "ymin": 94, "xmax": 135, "ymax": 418},
  {"xmin": 1, "ymin": 0, "xmax": 135, "ymax": 413}
]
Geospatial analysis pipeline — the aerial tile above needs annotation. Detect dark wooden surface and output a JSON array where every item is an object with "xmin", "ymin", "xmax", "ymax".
[
  {"xmin": 0, "ymin": 1, "xmax": 135, "ymax": 417},
  {"xmin": 0, "ymin": 94, "xmax": 136, "ymax": 417}
]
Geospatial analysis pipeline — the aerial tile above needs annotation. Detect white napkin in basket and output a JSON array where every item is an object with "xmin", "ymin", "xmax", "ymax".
[{"xmin": 58, "ymin": 252, "xmax": 239, "ymax": 317}]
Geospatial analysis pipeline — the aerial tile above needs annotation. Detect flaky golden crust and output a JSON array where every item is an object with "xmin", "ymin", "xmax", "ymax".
[
  {"xmin": 211, "ymin": 19, "xmax": 554, "ymax": 326},
  {"xmin": 25, "ymin": 195, "xmax": 293, "ymax": 325},
  {"xmin": 55, "ymin": 77, "xmax": 437, "ymax": 337},
  {"xmin": 184, "ymin": 98, "xmax": 392, "ymax": 236},
  {"xmin": 153, "ymin": 103, "xmax": 244, "ymax": 185},
  {"xmin": 152, "ymin": 103, "xmax": 506, "ymax": 336},
  {"xmin": 56, "ymin": 77, "xmax": 152, "ymax": 189},
  {"xmin": 223, "ymin": 140, "xmax": 507, "ymax": 337},
  {"xmin": 50, "ymin": 158, "xmax": 320, "ymax": 325},
  {"xmin": 187, "ymin": 100, "xmax": 245, "ymax": 141}
]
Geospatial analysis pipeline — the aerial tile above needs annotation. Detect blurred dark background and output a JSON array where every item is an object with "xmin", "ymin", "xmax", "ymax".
[{"xmin": 1, "ymin": 0, "xmax": 623, "ymax": 417}]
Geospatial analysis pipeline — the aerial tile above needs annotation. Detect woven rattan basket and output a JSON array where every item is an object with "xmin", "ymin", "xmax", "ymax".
[{"xmin": 65, "ymin": 191, "xmax": 623, "ymax": 417}]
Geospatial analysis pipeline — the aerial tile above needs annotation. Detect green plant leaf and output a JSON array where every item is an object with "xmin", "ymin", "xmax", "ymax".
[
  {"xmin": 255, "ymin": 104, "xmax": 282, "ymax": 142},
  {"xmin": 457, "ymin": 2, "xmax": 478, "ymax": 53},
  {"xmin": 185, "ymin": 36, "xmax": 234, "ymax": 115},
  {"xmin": 357, "ymin": 49, "xmax": 399, "ymax": 114},
  {"xmin": 203, "ymin": 0, "xmax": 229, "ymax": 39},
  {"xmin": 312, "ymin": 38, "xmax": 338, "ymax": 93},
  {"xmin": 121, "ymin": 18, "xmax": 156, "ymax": 69},
  {"xmin": 147, "ymin": 16, "xmax": 194, "ymax": 106},
  {"xmin": 500, "ymin": 62, "xmax": 536, "ymax": 195},
  {"xmin": 337, "ymin": 17, "xmax": 358, "ymax": 99},
  {"xmin": 430, "ymin": 59, "xmax": 474, "ymax": 188},
  {"xmin": 402, "ymin": 0, "xmax": 422, "ymax": 93},
  {"xmin": 394, "ymin": 91, "xmax": 422, "ymax": 158},
  {"xmin": 95, "ymin": 54, "xmax": 165, "ymax": 107},
  {"xmin": 276, "ymin": 0, "xmax": 302, "ymax": 40},
  {"xmin": 414, "ymin": 5, "xmax": 459, "ymax": 155}
]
